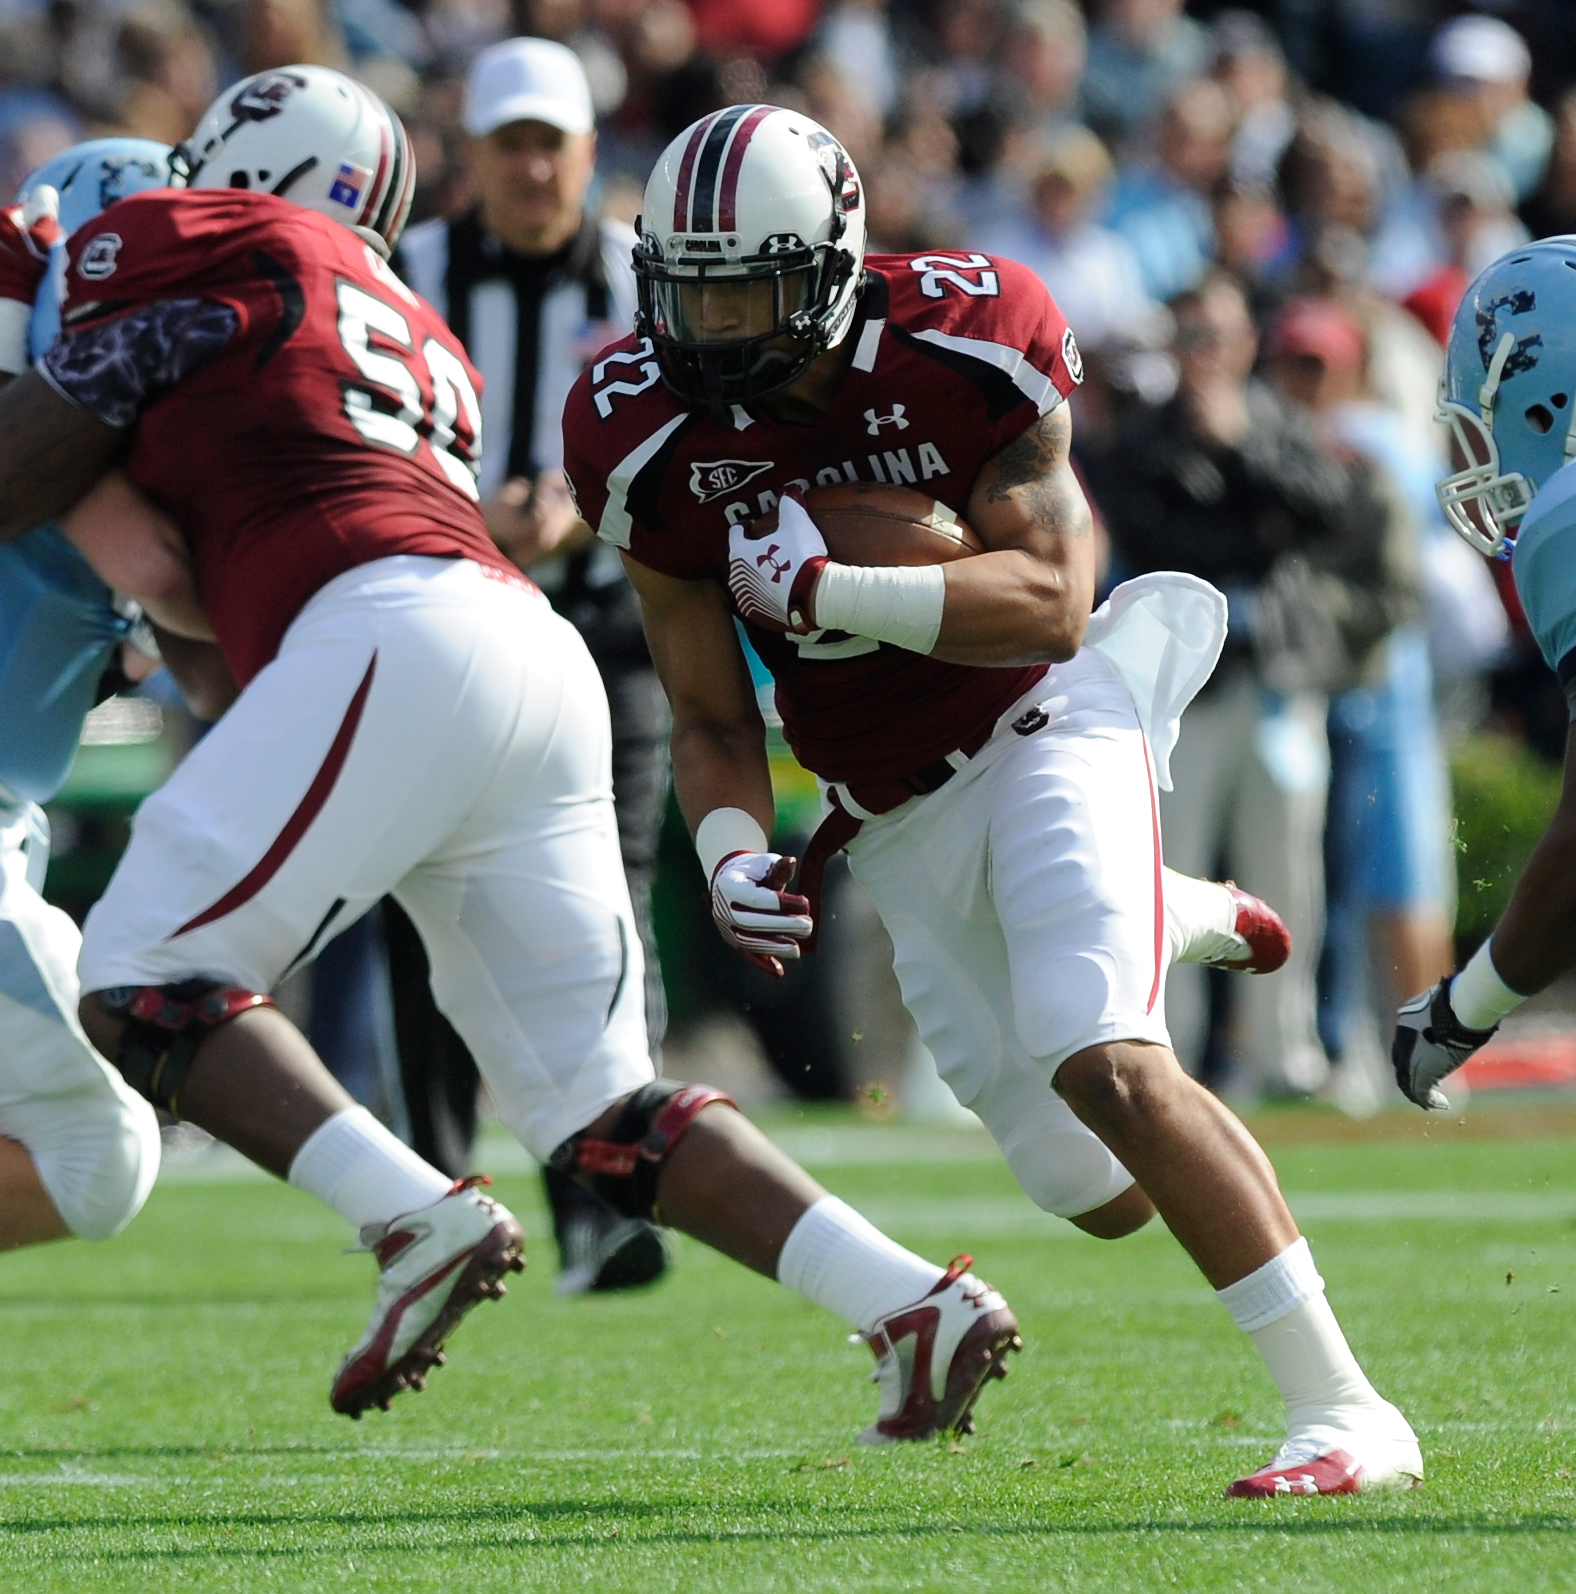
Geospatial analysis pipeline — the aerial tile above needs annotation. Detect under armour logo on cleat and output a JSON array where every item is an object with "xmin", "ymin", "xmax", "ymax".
[{"xmin": 865, "ymin": 405, "xmax": 909, "ymax": 434}]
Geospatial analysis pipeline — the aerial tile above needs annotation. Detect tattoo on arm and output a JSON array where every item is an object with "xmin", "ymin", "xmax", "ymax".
[{"xmin": 982, "ymin": 406, "xmax": 1090, "ymax": 538}]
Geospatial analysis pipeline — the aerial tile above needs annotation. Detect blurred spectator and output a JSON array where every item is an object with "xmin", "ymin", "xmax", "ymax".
[
  {"xmin": 1212, "ymin": 176, "xmax": 1292, "ymax": 305},
  {"xmin": 1081, "ymin": 0, "xmax": 1207, "ymax": 149},
  {"xmin": 818, "ymin": 0, "xmax": 899, "ymax": 121},
  {"xmin": 1104, "ymin": 76, "xmax": 1231, "ymax": 303},
  {"xmin": 1264, "ymin": 297, "xmax": 1450, "ymax": 1114},
  {"xmin": 980, "ymin": 122, "xmax": 1154, "ymax": 353},
  {"xmin": 1209, "ymin": 8, "xmax": 1294, "ymax": 191},
  {"xmin": 1096, "ymin": 271, "xmax": 1365, "ymax": 1100},
  {"xmin": 1402, "ymin": 151, "xmax": 1529, "ymax": 348},
  {"xmin": 1427, "ymin": 12, "xmax": 1551, "ymax": 204},
  {"xmin": 115, "ymin": 2, "xmax": 220, "ymax": 141},
  {"xmin": 1522, "ymin": 88, "xmax": 1576, "ymax": 241},
  {"xmin": 1000, "ymin": 0, "xmax": 1085, "ymax": 143},
  {"xmin": 687, "ymin": 0, "xmax": 819, "ymax": 64}
]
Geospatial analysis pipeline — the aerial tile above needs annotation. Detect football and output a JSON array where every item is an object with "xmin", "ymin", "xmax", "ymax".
[{"xmin": 753, "ymin": 482, "xmax": 985, "ymax": 567}]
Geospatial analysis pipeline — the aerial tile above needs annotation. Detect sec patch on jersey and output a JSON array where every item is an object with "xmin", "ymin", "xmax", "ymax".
[{"xmin": 746, "ymin": 482, "xmax": 985, "ymax": 572}]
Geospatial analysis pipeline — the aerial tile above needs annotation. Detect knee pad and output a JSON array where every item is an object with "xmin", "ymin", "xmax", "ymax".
[
  {"xmin": 22, "ymin": 1084, "xmax": 160, "ymax": 1241},
  {"xmin": 1000, "ymin": 1118, "xmax": 1134, "ymax": 1220},
  {"xmin": 549, "ymin": 1081, "xmax": 737, "ymax": 1222},
  {"xmin": 93, "ymin": 980, "xmax": 275, "ymax": 1117}
]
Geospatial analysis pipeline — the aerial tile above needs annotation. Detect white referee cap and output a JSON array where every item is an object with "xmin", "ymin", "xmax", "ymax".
[
  {"xmin": 1429, "ymin": 15, "xmax": 1531, "ymax": 86},
  {"xmin": 464, "ymin": 37, "xmax": 594, "ymax": 138}
]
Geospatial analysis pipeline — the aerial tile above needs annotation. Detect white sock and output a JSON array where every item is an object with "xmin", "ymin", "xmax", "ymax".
[
  {"xmin": 1163, "ymin": 869, "xmax": 1239, "ymax": 964},
  {"xmin": 1217, "ymin": 1238, "xmax": 1381, "ymax": 1427},
  {"xmin": 777, "ymin": 1196, "xmax": 945, "ymax": 1335},
  {"xmin": 288, "ymin": 1106, "xmax": 453, "ymax": 1233}
]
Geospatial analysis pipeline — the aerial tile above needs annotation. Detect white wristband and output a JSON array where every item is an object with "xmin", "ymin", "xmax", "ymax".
[
  {"xmin": 1449, "ymin": 939, "xmax": 1526, "ymax": 1030},
  {"xmin": 695, "ymin": 806, "xmax": 769, "ymax": 880},
  {"xmin": 812, "ymin": 561, "xmax": 946, "ymax": 655}
]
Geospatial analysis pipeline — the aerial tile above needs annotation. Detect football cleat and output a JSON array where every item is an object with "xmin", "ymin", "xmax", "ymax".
[
  {"xmin": 555, "ymin": 1214, "xmax": 671, "ymax": 1297},
  {"xmin": 857, "ymin": 1254, "xmax": 1022, "ymax": 1444},
  {"xmin": 1227, "ymin": 1405, "xmax": 1423, "ymax": 1497},
  {"xmin": 1203, "ymin": 884, "xmax": 1292, "ymax": 975},
  {"xmin": 330, "ymin": 1176, "xmax": 525, "ymax": 1418}
]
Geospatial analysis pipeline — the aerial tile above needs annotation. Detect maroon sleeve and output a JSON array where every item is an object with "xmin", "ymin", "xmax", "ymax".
[
  {"xmin": 58, "ymin": 192, "xmax": 256, "ymax": 331},
  {"xmin": 564, "ymin": 340, "xmax": 715, "ymax": 581}
]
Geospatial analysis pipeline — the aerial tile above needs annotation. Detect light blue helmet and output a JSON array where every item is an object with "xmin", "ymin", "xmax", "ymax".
[
  {"xmin": 1438, "ymin": 236, "xmax": 1576, "ymax": 556},
  {"xmin": 15, "ymin": 137, "xmax": 180, "ymax": 359}
]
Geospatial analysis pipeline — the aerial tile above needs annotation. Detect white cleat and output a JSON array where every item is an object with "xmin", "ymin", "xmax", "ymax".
[
  {"xmin": 330, "ymin": 1176, "xmax": 525, "ymax": 1417},
  {"xmin": 857, "ymin": 1254, "xmax": 1022, "ymax": 1444},
  {"xmin": 1227, "ymin": 1402, "xmax": 1422, "ymax": 1497}
]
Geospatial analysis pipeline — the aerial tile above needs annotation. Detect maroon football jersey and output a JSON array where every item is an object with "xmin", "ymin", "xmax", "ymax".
[
  {"xmin": 563, "ymin": 252, "xmax": 1082, "ymax": 786},
  {"xmin": 45, "ymin": 189, "xmax": 515, "ymax": 685}
]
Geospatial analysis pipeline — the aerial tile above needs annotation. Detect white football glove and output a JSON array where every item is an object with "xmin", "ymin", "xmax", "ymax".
[
  {"xmin": 710, "ymin": 850, "xmax": 813, "ymax": 977},
  {"xmin": 728, "ymin": 492, "xmax": 828, "ymax": 634},
  {"xmin": 1391, "ymin": 978, "xmax": 1498, "ymax": 1111}
]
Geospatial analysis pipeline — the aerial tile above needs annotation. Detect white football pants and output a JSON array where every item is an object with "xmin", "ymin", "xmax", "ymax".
[
  {"xmin": 847, "ymin": 651, "xmax": 1171, "ymax": 1219},
  {"xmin": 78, "ymin": 557, "xmax": 655, "ymax": 1160},
  {"xmin": 0, "ymin": 798, "xmax": 160, "ymax": 1238}
]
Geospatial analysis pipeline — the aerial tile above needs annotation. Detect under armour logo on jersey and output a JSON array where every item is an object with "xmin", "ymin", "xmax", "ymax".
[
  {"xmin": 756, "ymin": 544, "xmax": 791, "ymax": 582},
  {"xmin": 77, "ymin": 233, "xmax": 122, "ymax": 281},
  {"xmin": 229, "ymin": 72, "xmax": 307, "ymax": 123},
  {"xmin": 865, "ymin": 406, "xmax": 909, "ymax": 434},
  {"xmin": 690, "ymin": 458, "xmax": 774, "ymax": 503}
]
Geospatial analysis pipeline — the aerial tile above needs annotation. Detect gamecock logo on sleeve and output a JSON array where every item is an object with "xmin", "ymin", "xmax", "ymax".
[
  {"xmin": 1062, "ymin": 326, "xmax": 1084, "ymax": 386},
  {"xmin": 78, "ymin": 233, "xmax": 123, "ymax": 281}
]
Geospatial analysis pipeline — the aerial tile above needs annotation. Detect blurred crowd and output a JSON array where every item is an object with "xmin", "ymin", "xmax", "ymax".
[{"xmin": 23, "ymin": 0, "xmax": 1576, "ymax": 1109}]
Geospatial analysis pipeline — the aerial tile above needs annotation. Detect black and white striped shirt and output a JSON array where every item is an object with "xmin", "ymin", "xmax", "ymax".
[{"xmin": 398, "ymin": 207, "xmax": 638, "ymax": 498}]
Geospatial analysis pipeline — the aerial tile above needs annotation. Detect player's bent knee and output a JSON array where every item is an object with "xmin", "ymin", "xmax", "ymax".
[
  {"xmin": 24, "ymin": 1088, "xmax": 160, "ymax": 1241},
  {"xmin": 1001, "ymin": 1123, "xmax": 1135, "ymax": 1222},
  {"xmin": 1066, "ymin": 1183, "xmax": 1157, "ymax": 1240},
  {"xmin": 550, "ymin": 1082, "xmax": 739, "ymax": 1222},
  {"xmin": 1053, "ymin": 1042, "xmax": 1179, "ymax": 1127},
  {"xmin": 84, "ymin": 982, "xmax": 276, "ymax": 1117}
]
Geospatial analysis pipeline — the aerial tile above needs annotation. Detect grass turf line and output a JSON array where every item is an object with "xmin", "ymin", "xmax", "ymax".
[{"xmin": 0, "ymin": 1121, "xmax": 1572, "ymax": 1591}]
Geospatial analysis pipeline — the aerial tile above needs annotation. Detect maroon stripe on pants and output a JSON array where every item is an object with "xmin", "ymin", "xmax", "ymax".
[
  {"xmin": 716, "ymin": 106, "xmax": 772, "ymax": 232},
  {"xmin": 1141, "ymin": 735, "xmax": 1164, "ymax": 1015},
  {"xmin": 169, "ymin": 653, "xmax": 379, "ymax": 939}
]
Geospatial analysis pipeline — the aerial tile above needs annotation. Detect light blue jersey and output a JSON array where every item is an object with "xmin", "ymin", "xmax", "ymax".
[
  {"xmin": 0, "ymin": 527, "xmax": 125, "ymax": 805},
  {"xmin": 1510, "ymin": 458, "xmax": 1576, "ymax": 697}
]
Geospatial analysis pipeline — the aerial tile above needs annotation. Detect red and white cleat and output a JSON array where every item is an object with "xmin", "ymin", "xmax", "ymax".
[
  {"xmin": 331, "ymin": 1176, "xmax": 525, "ymax": 1418},
  {"xmin": 1227, "ymin": 1409, "xmax": 1423, "ymax": 1497},
  {"xmin": 857, "ymin": 1254, "xmax": 1022, "ymax": 1444},
  {"xmin": 1205, "ymin": 884, "xmax": 1292, "ymax": 975}
]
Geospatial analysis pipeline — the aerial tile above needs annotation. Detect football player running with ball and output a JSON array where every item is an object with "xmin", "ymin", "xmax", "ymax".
[
  {"xmin": 0, "ymin": 68, "xmax": 1042, "ymax": 1443},
  {"xmin": 1394, "ymin": 240, "xmax": 1576, "ymax": 1107},
  {"xmin": 564, "ymin": 106, "xmax": 1421, "ymax": 1495}
]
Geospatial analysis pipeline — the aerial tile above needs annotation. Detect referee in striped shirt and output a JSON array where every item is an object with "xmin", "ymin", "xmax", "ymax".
[{"xmin": 391, "ymin": 37, "xmax": 671, "ymax": 1294}]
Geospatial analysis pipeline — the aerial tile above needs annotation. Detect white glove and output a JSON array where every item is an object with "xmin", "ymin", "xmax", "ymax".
[
  {"xmin": 728, "ymin": 492, "xmax": 828, "ymax": 634},
  {"xmin": 1392, "ymin": 979, "xmax": 1498, "ymax": 1111},
  {"xmin": 710, "ymin": 850, "xmax": 813, "ymax": 977}
]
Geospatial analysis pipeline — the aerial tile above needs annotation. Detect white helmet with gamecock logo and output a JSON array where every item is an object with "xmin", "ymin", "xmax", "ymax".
[
  {"xmin": 634, "ymin": 105, "xmax": 867, "ymax": 415},
  {"xmin": 177, "ymin": 65, "xmax": 415, "ymax": 255}
]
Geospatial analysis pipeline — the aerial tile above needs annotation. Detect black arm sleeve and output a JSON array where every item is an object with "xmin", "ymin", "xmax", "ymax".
[{"xmin": 40, "ymin": 299, "xmax": 239, "ymax": 429}]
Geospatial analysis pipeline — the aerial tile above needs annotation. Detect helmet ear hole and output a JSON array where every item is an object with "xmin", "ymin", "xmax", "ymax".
[
  {"xmin": 1527, "ymin": 403, "xmax": 1555, "ymax": 435},
  {"xmin": 1555, "ymin": 393, "xmax": 1569, "ymax": 409},
  {"xmin": 229, "ymin": 170, "xmax": 250, "ymax": 189}
]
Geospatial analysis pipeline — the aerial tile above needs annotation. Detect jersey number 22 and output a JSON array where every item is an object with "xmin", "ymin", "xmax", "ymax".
[{"xmin": 336, "ymin": 280, "xmax": 483, "ymax": 501}]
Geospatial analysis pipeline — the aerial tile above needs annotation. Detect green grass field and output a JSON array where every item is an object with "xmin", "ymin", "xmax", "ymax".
[{"xmin": 1, "ymin": 1107, "xmax": 1574, "ymax": 1592}]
